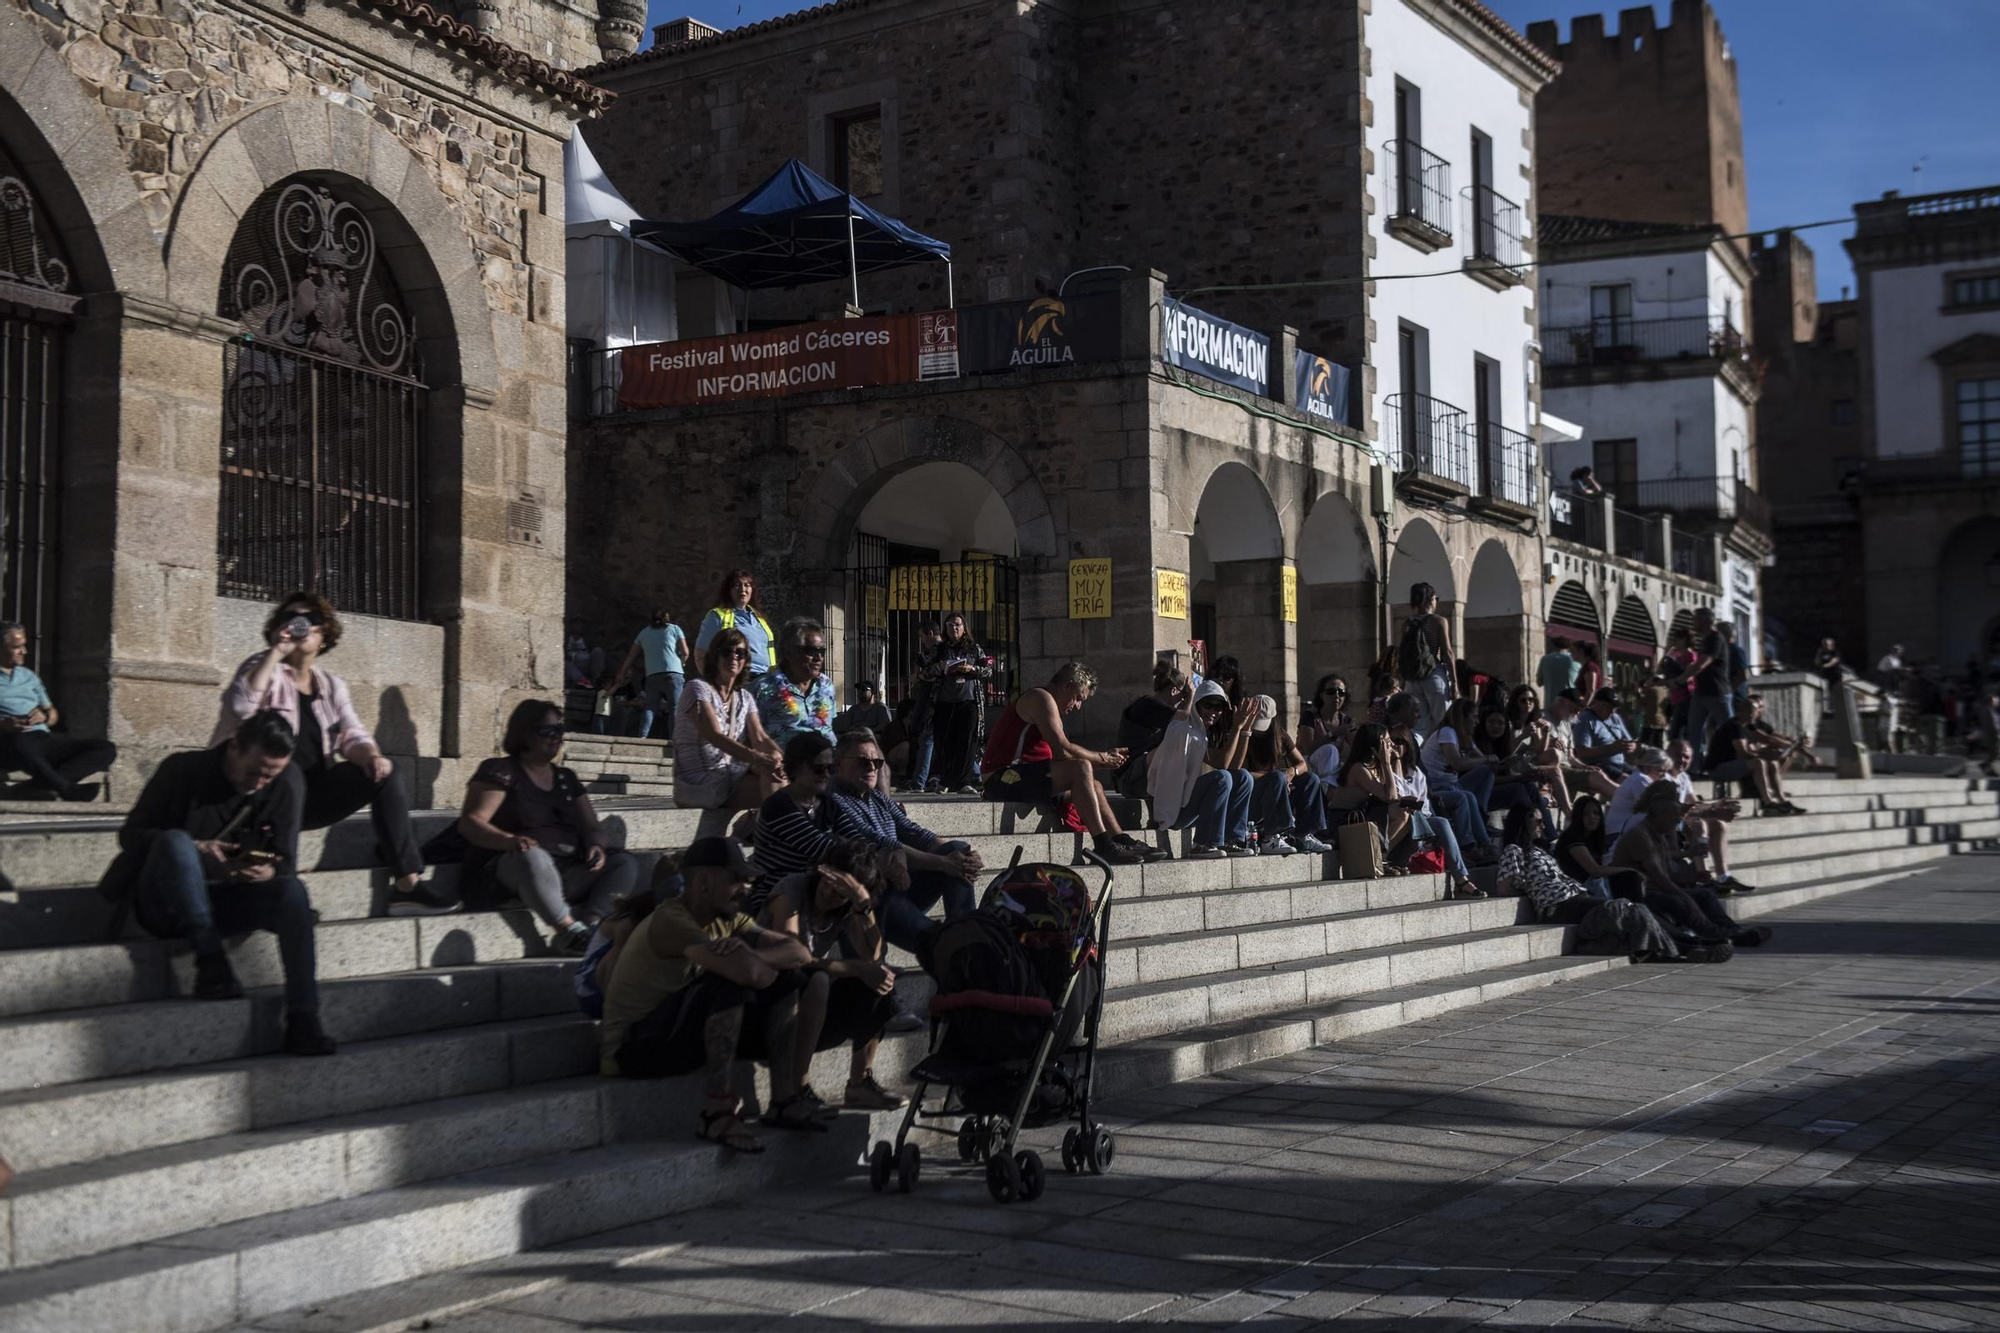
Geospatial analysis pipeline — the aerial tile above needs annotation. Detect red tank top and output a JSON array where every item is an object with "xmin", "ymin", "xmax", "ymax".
[{"xmin": 982, "ymin": 693, "xmax": 1053, "ymax": 773}]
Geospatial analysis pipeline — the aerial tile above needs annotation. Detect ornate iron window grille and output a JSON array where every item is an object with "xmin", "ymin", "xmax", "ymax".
[{"xmin": 217, "ymin": 181, "xmax": 426, "ymax": 621}]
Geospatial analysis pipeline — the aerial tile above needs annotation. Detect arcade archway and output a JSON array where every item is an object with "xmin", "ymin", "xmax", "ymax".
[
  {"xmin": 1297, "ymin": 490, "xmax": 1378, "ymax": 696},
  {"xmin": 1190, "ymin": 461, "xmax": 1286, "ymax": 696}
]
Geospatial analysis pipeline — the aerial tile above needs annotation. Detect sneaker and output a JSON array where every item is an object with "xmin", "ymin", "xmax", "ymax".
[
  {"xmin": 385, "ymin": 880, "xmax": 461, "ymax": 917},
  {"xmin": 193, "ymin": 952, "xmax": 244, "ymax": 1001},
  {"xmin": 1185, "ymin": 843, "xmax": 1227, "ymax": 860},
  {"xmin": 553, "ymin": 921, "xmax": 594, "ymax": 955},
  {"xmin": 844, "ymin": 1074, "xmax": 907, "ymax": 1111},
  {"xmin": 1091, "ymin": 837, "xmax": 1148, "ymax": 866},
  {"xmin": 924, "ymin": 779, "xmax": 943, "ymax": 794},
  {"xmin": 1779, "ymin": 802, "xmax": 1806, "ymax": 815},
  {"xmin": 956, "ymin": 784, "xmax": 983, "ymax": 796},
  {"xmin": 1262, "ymin": 834, "xmax": 1298, "ymax": 856},
  {"xmin": 1224, "ymin": 841, "xmax": 1257, "ymax": 858},
  {"xmin": 1115, "ymin": 834, "xmax": 1171, "ymax": 862},
  {"xmin": 283, "ymin": 1013, "xmax": 338, "ymax": 1056},
  {"xmin": 1686, "ymin": 940, "xmax": 1735, "ymax": 963},
  {"xmin": 885, "ymin": 1007, "xmax": 928, "ymax": 1034},
  {"xmin": 1732, "ymin": 925, "xmax": 1774, "ymax": 948},
  {"xmin": 57, "ymin": 782, "xmax": 102, "ymax": 803},
  {"xmin": 1296, "ymin": 834, "xmax": 1333, "ymax": 854},
  {"xmin": 1717, "ymin": 876, "xmax": 1757, "ymax": 894}
]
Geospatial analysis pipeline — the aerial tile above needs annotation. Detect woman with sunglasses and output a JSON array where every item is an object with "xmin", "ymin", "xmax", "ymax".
[
  {"xmin": 673, "ymin": 626, "xmax": 784, "ymax": 826},
  {"xmin": 213, "ymin": 591, "xmax": 454, "ymax": 917},
  {"xmin": 457, "ymin": 699, "xmax": 640, "ymax": 953},
  {"xmin": 1298, "ymin": 674, "xmax": 1353, "ymax": 762},
  {"xmin": 746, "ymin": 731, "xmax": 839, "ymax": 918}
]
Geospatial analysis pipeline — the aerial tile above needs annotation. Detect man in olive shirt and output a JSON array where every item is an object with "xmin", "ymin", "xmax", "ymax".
[{"xmin": 599, "ymin": 836, "xmax": 815, "ymax": 1154}]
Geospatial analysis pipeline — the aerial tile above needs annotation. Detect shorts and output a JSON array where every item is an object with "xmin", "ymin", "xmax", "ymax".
[
  {"xmin": 673, "ymin": 762, "xmax": 747, "ymax": 811},
  {"xmin": 1707, "ymin": 758, "xmax": 1752, "ymax": 783},
  {"xmin": 983, "ymin": 759, "xmax": 1054, "ymax": 805}
]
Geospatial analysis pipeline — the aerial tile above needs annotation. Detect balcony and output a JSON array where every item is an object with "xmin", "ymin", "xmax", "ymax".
[
  {"xmin": 1625, "ymin": 475, "xmax": 1772, "ymax": 538},
  {"xmin": 1542, "ymin": 315, "xmax": 1757, "ymax": 400},
  {"xmin": 1385, "ymin": 139, "xmax": 1452, "ymax": 252},
  {"xmin": 1671, "ymin": 528, "xmax": 1717, "ymax": 583},
  {"xmin": 1473, "ymin": 419, "xmax": 1537, "ymax": 513},
  {"xmin": 1464, "ymin": 185, "xmax": 1526, "ymax": 289},
  {"xmin": 1386, "ymin": 391, "xmax": 1474, "ymax": 495}
]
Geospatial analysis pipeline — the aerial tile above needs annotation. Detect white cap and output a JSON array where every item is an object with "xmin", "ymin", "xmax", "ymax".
[{"xmin": 1251, "ymin": 694, "xmax": 1277, "ymax": 733}]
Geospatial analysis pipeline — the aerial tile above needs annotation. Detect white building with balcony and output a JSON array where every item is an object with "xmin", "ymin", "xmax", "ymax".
[
  {"xmin": 1366, "ymin": 0, "xmax": 1542, "ymax": 512},
  {"xmin": 1535, "ymin": 214, "xmax": 1769, "ymax": 656}
]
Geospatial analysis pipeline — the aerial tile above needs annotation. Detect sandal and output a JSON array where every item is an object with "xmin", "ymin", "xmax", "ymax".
[
  {"xmin": 697, "ymin": 1095, "xmax": 765, "ymax": 1154},
  {"xmin": 761, "ymin": 1091, "xmax": 831, "ymax": 1133},
  {"xmin": 1449, "ymin": 879, "xmax": 1487, "ymax": 899}
]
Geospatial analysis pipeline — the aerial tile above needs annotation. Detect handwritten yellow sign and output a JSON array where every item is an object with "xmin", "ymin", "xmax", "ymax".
[
  {"xmin": 1156, "ymin": 569, "xmax": 1189, "ymax": 620},
  {"xmin": 864, "ymin": 584, "xmax": 886, "ymax": 631},
  {"xmin": 1281, "ymin": 565, "xmax": 1297, "ymax": 623},
  {"xmin": 888, "ymin": 562, "xmax": 994, "ymax": 613},
  {"xmin": 1068, "ymin": 558, "xmax": 1112, "ymax": 619}
]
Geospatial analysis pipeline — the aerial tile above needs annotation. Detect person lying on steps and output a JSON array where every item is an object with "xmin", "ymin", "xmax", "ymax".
[
  {"xmin": 97, "ymin": 709, "xmax": 334, "ymax": 1056},
  {"xmin": 597, "ymin": 836, "xmax": 817, "ymax": 1154}
]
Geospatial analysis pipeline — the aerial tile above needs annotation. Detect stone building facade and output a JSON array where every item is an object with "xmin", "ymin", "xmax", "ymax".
[
  {"xmin": 0, "ymin": 0, "xmax": 632, "ymax": 792},
  {"xmin": 570, "ymin": 0, "xmax": 1599, "ymax": 733}
]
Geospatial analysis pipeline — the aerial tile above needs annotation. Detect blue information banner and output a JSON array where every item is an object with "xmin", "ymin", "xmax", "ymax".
[
  {"xmin": 1293, "ymin": 350, "xmax": 1354, "ymax": 427},
  {"xmin": 1161, "ymin": 298, "xmax": 1271, "ymax": 396}
]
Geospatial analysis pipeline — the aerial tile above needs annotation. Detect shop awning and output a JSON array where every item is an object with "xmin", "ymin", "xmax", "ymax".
[{"xmin": 631, "ymin": 159, "xmax": 952, "ymax": 297}]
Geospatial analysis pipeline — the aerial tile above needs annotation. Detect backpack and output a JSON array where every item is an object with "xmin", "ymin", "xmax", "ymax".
[{"xmin": 1396, "ymin": 615, "xmax": 1439, "ymax": 681}]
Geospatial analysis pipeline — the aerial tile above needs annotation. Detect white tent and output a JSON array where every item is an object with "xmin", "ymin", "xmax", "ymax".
[{"xmin": 564, "ymin": 128, "xmax": 676, "ymax": 352}]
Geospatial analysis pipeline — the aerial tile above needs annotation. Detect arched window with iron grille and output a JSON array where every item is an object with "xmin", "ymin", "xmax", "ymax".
[
  {"xmin": 0, "ymin": 142, "xmax": 74, "ymax": 672},
  {"xmin": 217, "ymin": 178, "xmax": 425, "ymax": 620}
]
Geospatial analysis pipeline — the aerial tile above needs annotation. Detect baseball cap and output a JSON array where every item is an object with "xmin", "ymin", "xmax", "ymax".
[
  {"xmin": 681, "ymin": 836, "xmax": 754, "ymax": 880},
  {"xmin": 1251, "ymin": 694, "xmax": 1277, "ymax": 733}
]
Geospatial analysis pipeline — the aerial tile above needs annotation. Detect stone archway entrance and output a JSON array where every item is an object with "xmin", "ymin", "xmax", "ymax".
[
  {"xmin": 1297, "ymin": 489, "xmax": 1378, "ymax": 694},
  {"xmin": 1464, "ymin": 540, "xmax": 1527, "ymax": 685},
  {"xmin": 1190, "ymin": 460, "xmax": 1287, "ymax": 700}
]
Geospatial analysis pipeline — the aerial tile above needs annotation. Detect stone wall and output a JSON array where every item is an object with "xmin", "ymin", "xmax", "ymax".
[{"xmin": 0, "ymin": 0, "xmax": 600, "ymax": 787}]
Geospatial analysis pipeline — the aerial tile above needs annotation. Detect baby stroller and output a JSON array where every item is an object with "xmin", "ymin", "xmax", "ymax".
[{"xmin": 867, "ymin": 849, "xmax": 1115, "ymax": 1204}]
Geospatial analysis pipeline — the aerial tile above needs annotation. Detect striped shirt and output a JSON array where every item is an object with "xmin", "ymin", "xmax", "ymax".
[{"xmin": 749, "ymin": 790, "xmax": 834, "ymax": 914}]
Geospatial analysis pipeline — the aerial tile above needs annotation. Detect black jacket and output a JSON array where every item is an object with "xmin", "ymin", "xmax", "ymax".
[{"xmin": 97, "ymin": 746, "xmax": 302, "ymax": 902}]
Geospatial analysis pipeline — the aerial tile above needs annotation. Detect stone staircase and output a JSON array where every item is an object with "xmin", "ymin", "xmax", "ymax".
[
  {"xmin": 556, "ymin": 734, "xmax": 676, "ymax": 800},
  {"xmin": 0, "ymin": 772, "xmax": 1993, "ymax": 1332}
]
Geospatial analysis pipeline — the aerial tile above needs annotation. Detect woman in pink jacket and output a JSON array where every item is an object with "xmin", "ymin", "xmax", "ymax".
[{"xmin": 213, "ymin": 592, "xmax": 455, "ymax": 916}]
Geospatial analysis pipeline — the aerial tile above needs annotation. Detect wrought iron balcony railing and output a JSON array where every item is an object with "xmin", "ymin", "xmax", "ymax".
[
  {"xmin": 1467, "ymin": 185, "xmax": 1522, "ymax": 268},
  {"xmin": 1385, "ymin": 138, "xmax": 1453, "ymax": 241},
  {"xmin": 1386, "ymin": 391, "xmax": 1474, "ymax": 488},
  {"xmin": 1542, "ymin": 315, "xmax": 1746, "ymax": 369}
]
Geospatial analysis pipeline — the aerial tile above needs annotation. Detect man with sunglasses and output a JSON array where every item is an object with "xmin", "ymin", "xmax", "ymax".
[
  {"xmin": 824, "ymin": 729, "xmax": 984, "ymax": 953},
  {"xmin": 754, "ymin": 616, "xmax": 836, "ymax": 750}
]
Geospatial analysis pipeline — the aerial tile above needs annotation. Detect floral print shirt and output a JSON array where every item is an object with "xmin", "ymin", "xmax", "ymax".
[{"xmin": 753, "ymin": 667, "xmax": 835, "ymax": 748}]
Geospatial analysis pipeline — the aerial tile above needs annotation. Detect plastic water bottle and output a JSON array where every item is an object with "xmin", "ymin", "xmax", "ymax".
[{"xmin": 1247, "ymin": 829, "xmax": 1260, "ymax": 856}]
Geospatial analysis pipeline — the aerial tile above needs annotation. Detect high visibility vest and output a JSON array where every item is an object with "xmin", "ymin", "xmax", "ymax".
[{"xmin": 709, "ymin": 607, "xmax": 773, "ymax": 642}]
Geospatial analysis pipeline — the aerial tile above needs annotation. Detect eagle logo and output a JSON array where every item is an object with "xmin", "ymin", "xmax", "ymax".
[
  {"xmin": 1311, "ymin": 357, "xmax": 1333, "ymax": 398},
  {"xmin": 1019, "ymin": 296, "xmax": 1067, "ymax": 346}
]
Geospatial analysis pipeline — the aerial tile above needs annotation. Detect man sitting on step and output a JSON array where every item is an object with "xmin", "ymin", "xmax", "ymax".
[
  {"xmin": 1609, "ymin": 781, "xmax": 1772, "ymax": 954},
  {"xmin": 0, "ymin": 620, "xmax": 117, "ymax": 802},
  {"xmin": 598, "ymin": 836, "xmax": 819, "ymax": 1153},
  {"xmin": 97, "ymin": 709, "xmax": 335, "ymax": 1056},
  {"xmin": 825, "ymin": 728, "xmax": 985, "ymax": 954}
]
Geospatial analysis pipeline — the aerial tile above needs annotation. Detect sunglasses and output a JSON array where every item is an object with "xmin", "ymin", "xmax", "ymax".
[
  {"xmin": 723, "ymin": 649, "xmax": 750, "ymax": 660},
  {"xmin": 800, "ymin": 643, "xmax": 827, "ymax": 657},
  {"xmin": 533, "ymin": 724, "xmax": 565, "ymax": 739},
  {"xmin": 850, "ymin": 755, "xmax": 887, "ymax": 769}
]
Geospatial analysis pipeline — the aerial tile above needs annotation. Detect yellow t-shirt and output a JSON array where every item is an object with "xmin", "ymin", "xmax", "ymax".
[{"xmin": 599, "ymin": 899, "xmax": 755, "ymax": 1075}]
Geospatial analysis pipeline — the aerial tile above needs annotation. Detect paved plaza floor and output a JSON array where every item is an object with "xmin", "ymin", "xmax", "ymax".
[{"xmin": 391, "ymin": 856, "xmax": 2000, "ymax": 1333}]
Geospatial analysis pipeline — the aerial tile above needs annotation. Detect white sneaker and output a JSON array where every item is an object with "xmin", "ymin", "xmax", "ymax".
[
  {"xmin": 1185, "ymin": 843, "xmax": 1226, "ymax": 860},
  {"xmin": 1297, "ymin": 834, "xmax": 1333, "ymax": 854},
  {"xmin": 1263, "ymin": 834, "xmax": 1299, "ymax": 856},
  {"xmin": 1224, "ymin": 841, "xmax": 1257, "ymax": 858}
]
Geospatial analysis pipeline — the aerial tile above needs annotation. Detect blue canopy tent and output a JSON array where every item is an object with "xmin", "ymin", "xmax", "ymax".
[{"xmin": 631, "ymin": 158, "xmax": 954, "ymax": 310}]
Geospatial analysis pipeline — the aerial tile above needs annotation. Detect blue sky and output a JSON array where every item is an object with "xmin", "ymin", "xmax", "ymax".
[{"xmin": 640, "ymin": 1, "xmax": 2000, "ymax": 300}]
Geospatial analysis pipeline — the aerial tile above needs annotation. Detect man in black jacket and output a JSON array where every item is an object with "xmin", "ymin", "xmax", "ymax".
[{"xmin": 98, "ymin": 710, "xmax": 333, "ymax": 1056}]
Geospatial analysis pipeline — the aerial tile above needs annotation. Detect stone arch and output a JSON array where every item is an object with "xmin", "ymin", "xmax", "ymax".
[
  {"xmin": 809, "ymin": 414, "xmax": 1056, "ymax": 569},
  {"xmin": 1463, "ymin": 540, "xmax": 1528, "ymax": 683},
  {"xmin": 0, "ymin": 9, "xmax": 166, "ymax": 298},
  {"xmin": 1938, "ymin": 516, "xmax": 2000, "ymax": 668},
  {"xmin": 1190, "ymin": 460, "xmax": 1288, "ymax": 705},
  {"xmin": 1297, "ymin": 488, "xmax": 1379, "ymax": 697},
  {"xmin": 1192, "ymin": 459, "xmax": 1284, "ymax": 563},
  {"xmin": 1610, "ymin": 594, "xmax": 1662, "ymax": 700},
  {"xmin": 1389, "ymin": 516, "xmax": 1456, "ymax": 606},
  {"xmin": 163, "ymin": 99, "xmax": 498, "ymax": 401}
]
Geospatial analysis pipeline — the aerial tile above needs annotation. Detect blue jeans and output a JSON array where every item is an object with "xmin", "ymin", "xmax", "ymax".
[
  {"xmin": 1249, "ymin": 770, "xmax": 1328, "ymax": 838},
  {"xmin": 1430, "ymin": 786, "xmax": 1489, "ymax": 847},
  {"xmin": 1685, "ymin": 693, "xmax": 1735, "ymax": 774},
  {"xmin": 1416, "ymin": 810, "xmax": 1470, "ymax": 880},
  {"xmin": 1404, "ymin": 667, "xmax": 1452, "ymax": 737},
  {"xmin": 1166, "ymin": 768, "xmax": 1250, "ymax": 848},
  {"xmin": 880, "ymin": 840, "xmax": 976, "ymax": 954},
  {"xmin": 129, "ymin": 829, "xmax": 319, "ymax": 1015},
  {"xmin": 632, "ymin": 672, "xmax": 684, "ymax": 740}
]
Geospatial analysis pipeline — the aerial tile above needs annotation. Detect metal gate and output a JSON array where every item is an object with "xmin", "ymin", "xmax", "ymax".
[
  {"xmin": 218, "ymin": 336, "xmax": 424, "ymax": 619},
  {"xmin": 841, "ymin": 534, "xmax": 1020, "ymax": 710},
  {"xmin": 0, "ymin": 308, "xmax": 60, "ymax": 668}
]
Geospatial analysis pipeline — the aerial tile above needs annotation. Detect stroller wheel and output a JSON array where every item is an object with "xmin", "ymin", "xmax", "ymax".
[
  {"xmin": 896, "ymin": 1142, "xmax": 922, "ymax": 1194},
  {"xmin": 1060, "ymin": 1127, "xmax": 1081, "ymax": 1175},
  {"xmin": 1016, "ymin": 1150, "xmax": 1047, "ymax": 1202},
  {"xmin": 957, "ymin": 1117, "xmax": 982, "ymax": 1163},
  {"xmin": 1085, "ymin": 1125, "xmax": 1117, "ymax": 1176},
  {"xmin": 868, "ymin": 1141, "xmax": 893, "ymax": 1193},
  {"xmin": 985, "ymin": 1152, "xmax": 1023, "ymax": 1204}
]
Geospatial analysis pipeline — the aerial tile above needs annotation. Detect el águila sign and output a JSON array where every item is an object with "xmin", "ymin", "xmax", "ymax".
[{"xmin": 619, "ymin": 311, "xmax": 960, "ymax": 409}]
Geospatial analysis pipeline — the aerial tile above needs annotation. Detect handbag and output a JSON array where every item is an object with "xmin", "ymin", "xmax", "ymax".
[
  {"xmin": 1405, "ymin": 848, "xmax": 1446, "ymax": 875},
  {"xmin": 1336, "ymin": 811, "xmax": 1386, "ymax": 881}
]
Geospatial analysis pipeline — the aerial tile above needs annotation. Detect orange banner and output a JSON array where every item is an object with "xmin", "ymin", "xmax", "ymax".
[{"xmin": 619, "ymin": 311, "xmax": 959, "ymax": 409}]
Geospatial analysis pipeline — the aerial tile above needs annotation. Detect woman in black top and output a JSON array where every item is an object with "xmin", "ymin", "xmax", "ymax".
[
  {"xmin": 749, "ymin": 731, "xmax": 838, "ymax": 916},
  {"xmin": 457, "ymin": 699, "xmax": 639, "ymax": 954},
  {"xmin": 922, "ymin": 612, "xmax": 992, "ymax": 794}
]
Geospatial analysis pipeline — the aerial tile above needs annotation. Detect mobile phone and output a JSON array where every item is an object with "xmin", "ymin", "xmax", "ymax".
[{"xmin": 238, "ymin": 848, "xmax": 280, "ymax": 864}]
